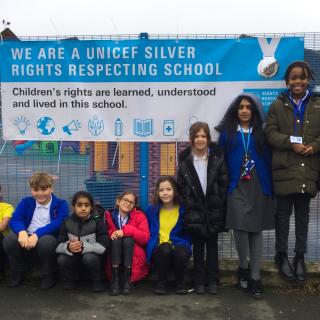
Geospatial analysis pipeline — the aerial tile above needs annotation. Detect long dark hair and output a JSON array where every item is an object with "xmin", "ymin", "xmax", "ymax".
[
  {"xmin": 218, "ymin": 95, "xmax": 266, "ymax": 154},
  {"xmin": 152, "ymin": 176, "xmax": 180, "ymax": 206}
]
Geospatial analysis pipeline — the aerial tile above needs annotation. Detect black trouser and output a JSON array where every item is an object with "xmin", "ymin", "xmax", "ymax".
[
  {"xmin": 0, "ymin": 233, "xmax": 5, "ymax": 274},
  {"xmin": 111, "ymin": 237, "xmax": 134, "ymax": 267},
  {"xmin": 152, "ymin": 242, "xmax": 190, "ymax": 283},
  {"xmin": 57, "ymin": 252, "xmax": 103, "ymax": 282},
  {"xmin": 275, "ymin": 193, "xmax": 311, "ymax": 255},
  {"xmin": 3, "ymin": 231, "xmax": 57, "ymax": 276},
  {"xmin": 192, "ymin": 234, "xmax": 219, "ymax": 285}
]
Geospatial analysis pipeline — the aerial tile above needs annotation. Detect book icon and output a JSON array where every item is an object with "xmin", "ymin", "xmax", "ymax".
[{"xmin": 133, "ymin": 119, "xmax": 153, "ymax": 137}]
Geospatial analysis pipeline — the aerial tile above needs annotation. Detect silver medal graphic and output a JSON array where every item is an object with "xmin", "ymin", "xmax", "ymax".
[{"xmin": 257, "ymin": 38, "xmax": 280, "ymax": 78}]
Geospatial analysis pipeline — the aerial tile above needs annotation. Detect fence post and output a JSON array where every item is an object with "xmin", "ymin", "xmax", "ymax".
[{"xmin": 139, "ymin": 142, "xmax": 149, "ymax": 210}]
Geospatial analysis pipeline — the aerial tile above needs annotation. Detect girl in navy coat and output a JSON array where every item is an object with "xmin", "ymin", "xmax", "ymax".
[
  {"xmin": 218, "ymin": 93, "xmax": 275, "ymax": 299},
  {"xmin": 146, "ymin": 176, "xmax": 191, "ymax": 295}
]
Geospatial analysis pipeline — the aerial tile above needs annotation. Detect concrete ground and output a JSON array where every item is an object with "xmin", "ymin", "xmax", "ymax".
[{"xmin": 0, "ymin": 278, "xmax": 319, "ymax": 320}]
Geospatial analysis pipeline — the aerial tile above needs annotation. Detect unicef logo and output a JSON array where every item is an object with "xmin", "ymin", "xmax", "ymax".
[{"xmin": 37, "ymin": 117, "xmax": 55, "ymax": 136}]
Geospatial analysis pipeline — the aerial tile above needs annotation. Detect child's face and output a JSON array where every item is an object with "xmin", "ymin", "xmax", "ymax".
[
  {"xmin": 158, "ymin": 180, "xmax": 174, "ymax": 206},
  {"xmin": 237, "ymin": 98, "xmax": 252, "ymax": 126},
  {"xmin": 192, "ymin": 128, "xmax": 208, "ymax": 152},
  {"xmin": 73, "ymin": 196, "xmax": 92, "ymax": 220},
  {"xmin": 117, "ymin": 194, "xmax": 135, "ymax": 215},
  {"xmin": 288, "ymin": 67, "xmax": 309, "ymax": 99},
  {"xmin": 31, "ymin": 186, "xmax": 53, "ymax": 205}
]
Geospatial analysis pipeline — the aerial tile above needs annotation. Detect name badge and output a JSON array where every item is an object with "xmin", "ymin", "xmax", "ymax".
[{"xmin": 290, "ymin": 136, "xmax": 303, "ymax": 144}]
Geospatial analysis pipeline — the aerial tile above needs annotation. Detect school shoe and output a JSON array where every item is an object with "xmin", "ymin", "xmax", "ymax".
[
  {"xmin": 122, "ymin": 267, "xmax": 132, "ymax": 295},
  {"xmin": 153, "ymin": 281, "xmax": 167, "ymax": 295},
  {"xmin": 248, "ymin": 279, "xmax": 264, "ymax": 300},
  {"xmin": 293, "ymin": 254, "xmax": 307, "ymax": 282},
  {"xmin": 236, "ymin": 267, "xmax": 249, "ymax": 290},
  {"xmin": 7, "ymin": 272, "xmax": 23, "ymax": 288},
  {"xmin": 110, "ymin": 267, "xmax": 121, "ymax": 296},
  {"xmin": 274, "ymin": 252, "xmax": 295, "ymax": 281},
  {"xmin": 194, "ymin": 284, "xmax": 205, "ymax": 294},
  {"xmin": 92, "ymin": 279, "xmax": 106, "ymax": 293},
  {"xmin": 207, "ymin": 281, "xmax": 218, "ymax": 295},
  {"xmin": 40, "ymin": 275, "xmax": 56, "ymax": 290}
]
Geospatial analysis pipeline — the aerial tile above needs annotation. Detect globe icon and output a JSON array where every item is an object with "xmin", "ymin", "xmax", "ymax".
[{"xmin": 37, "ymin": 117, "xmax": 55, "ymax": 136}]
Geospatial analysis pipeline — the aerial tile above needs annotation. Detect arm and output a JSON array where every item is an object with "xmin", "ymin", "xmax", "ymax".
[
  {"xmin": 0, "ymin": 216, "xmax": 10, "ymax": 233},
  {"xmin": 0, "ymin": 203, "xmax": 14, "ymax": 232},
  {"xmin": 82, "ymin": 221, "xmax": 108, "ymax": 255},
  {"xmin": 9, "ymin": 199, "xmax": 29, "ymax": 234},
  {"xmin": 56, "ymin": 221, "xmax": 73, "ymax": 256},
  {"xmin": 218, "ymin": 159, "xmax": 229, "ymax": 202},
  {"xmin": 265, "ymin": 103, "xmax": 292, "ymax": 150},
  {"xmin": 122, "ymin": 213, "xmax": 150, "ymax": 246},
  {"xmin": 34, "ymin": 200, "xmax": 69, "ymax": 238}
]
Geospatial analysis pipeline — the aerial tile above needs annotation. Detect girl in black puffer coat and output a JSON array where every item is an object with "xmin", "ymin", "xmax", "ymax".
[{"xmin": 177, "ymin": 122, "xmax": 228, "ymax": 294}]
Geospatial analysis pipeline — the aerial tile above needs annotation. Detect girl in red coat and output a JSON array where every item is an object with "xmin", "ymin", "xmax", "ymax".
[{"xmin": 105, "ymin": 191, "xmax": 149, "ymax": 295}]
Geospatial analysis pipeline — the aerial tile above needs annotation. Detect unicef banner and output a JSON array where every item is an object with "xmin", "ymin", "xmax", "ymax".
[{"xmin": 0, "ymin": 37, "xmax": 303, "ymax": 141}]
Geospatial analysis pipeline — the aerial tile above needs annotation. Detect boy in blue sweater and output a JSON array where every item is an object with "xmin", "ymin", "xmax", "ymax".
[{"xmin": 3, "ymin": 172, "xmax": 69, "ymax": 289}]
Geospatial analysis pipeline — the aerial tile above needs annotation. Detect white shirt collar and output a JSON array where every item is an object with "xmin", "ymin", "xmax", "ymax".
[
  {"xmin": 237, "ymin": 124, "xmax": 252, "ymax": 133},
  {"xmin": 36, "ymin": 197, "xmax": 52, "ymax": 209}
]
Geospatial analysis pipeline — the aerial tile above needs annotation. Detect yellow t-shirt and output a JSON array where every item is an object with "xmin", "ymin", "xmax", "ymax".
[
  {"xmin": 0, "ymin": 202, "xmax": 14, "ymax": 236},
  {"xmin": 159, "ymin": 206, "xmax": 179, "ymax": 244}
]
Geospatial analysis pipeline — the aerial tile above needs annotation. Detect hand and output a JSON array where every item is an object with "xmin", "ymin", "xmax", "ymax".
[
  {"xmin": 27, "ymin": 233, "xmax": 38, "ymax": 249},
  {"xmin": 18, "ymin": 231, "xmax": 29, "ymax": 248},
  {"xmin": 111, "ymin": 230, "xmax": 124, "ymax": 240},
  {"xmin": 301, "ymin": 145, "xmax": 314, "ymax": 156},
  {"xmin": 292, "ymin": 143, "xmax": 308, "ymax": 155},
  {"xmin": 68, "ymin": 240, "xmax": 83, "ymax": 253}
]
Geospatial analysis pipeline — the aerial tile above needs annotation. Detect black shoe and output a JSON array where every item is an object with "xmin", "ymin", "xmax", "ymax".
[
  {"xmin": 175, "ymin": 282, "xmax": 188, "ymax": 295},
  {"xmin": 93, "ymin": 280, "xmax": 106, "ymax": 293},
  {"xmin": 293, "ymin": 254, "xmax": 307, "ymax": 282},
  {"xmin": 248, "ymin": 279, "xmax": 264, "ymax": 300},
  {"xmin": 275, "ymin": 252, "xmax": 295, "ymax": 281},
  {"xmin": 122, "ymin": 267, "xmax": 132, "ymax": 295},
  {"xmin": 40, "ymin": 275, "xmax": 55, "ymax": 290},
  {"xmin": 110, "ymin": 267, "xmax": 120, "ymax": 296},
  {"xmin": 8, "ymin": 272, "xmax": 23, "ymax": 288},
  {"xmin": 236, "ymin": 267, "xmax": 249, "ymax": 290},
  {"xmin": 153, "ymin": 281, "xmax": 167, "ymax": 295},
  {"xmin": 207, "ymin": 281, "xmax": 218, "ymax": 295},
  {"xmin": 195, "ymin": 284, "xmax": 205, "ymax": 294},
  {"xmin": 62, "ymin": 279, "xmax": 76, "ymax": 290}
]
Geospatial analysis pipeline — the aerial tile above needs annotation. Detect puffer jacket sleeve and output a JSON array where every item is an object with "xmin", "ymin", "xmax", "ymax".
[
  {"xmin": 82, "ymin": 220, "xmax": 108, "ymax": 255},
  {"xmin": 265, "ymin": 101, "xmax": 292, "ymax": 150},
  {"xmin": 122, "ymin": 211, "xmax": 150, "ymax": 246},
  {"xmin": 56, "ymin": 220, "xmax": 73, "ymax": 256}
]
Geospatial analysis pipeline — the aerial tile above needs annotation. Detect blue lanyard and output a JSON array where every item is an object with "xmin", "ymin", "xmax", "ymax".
[{"xmin": 240, "ymin": 127, "xmax": 252, "ymax": 161}]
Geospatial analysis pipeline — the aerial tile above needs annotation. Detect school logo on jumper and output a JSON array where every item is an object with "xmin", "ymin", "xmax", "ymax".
[{"xmin": 257, "ymin": 38, "xmax": 280, "ymax": 78}]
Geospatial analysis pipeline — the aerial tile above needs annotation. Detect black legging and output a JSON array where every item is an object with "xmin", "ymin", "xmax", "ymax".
[
  {"xmin": 111, "ymin": 237, "xmax": 134, "ymax": 267},
  {"xmin": 152, "ymin": 242, "xmax": 190, "ymax": 282}
]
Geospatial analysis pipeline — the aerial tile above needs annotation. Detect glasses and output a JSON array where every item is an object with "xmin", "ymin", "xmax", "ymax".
[{"xmin": 121, "ymin": 198, "xmax": 135, "ymax": 206}]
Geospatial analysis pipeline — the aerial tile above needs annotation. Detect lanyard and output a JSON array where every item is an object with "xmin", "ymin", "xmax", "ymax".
[
  {"xmin": 240, "ymin": 127, "xmax": 252, "ymax": 161},
  {"xmin": 118, "ymin": 214, "xmax": 128, "ymax": 229}
]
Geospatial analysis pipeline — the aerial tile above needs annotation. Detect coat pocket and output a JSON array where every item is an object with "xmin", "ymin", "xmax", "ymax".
[{"xmin": 272, "ymin": 151, "xmax": 289, "ymax": 170}]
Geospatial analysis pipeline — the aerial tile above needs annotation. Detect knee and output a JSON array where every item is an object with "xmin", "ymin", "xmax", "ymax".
[
  {"xmin": 37, "ymin": 235, "xmax": 57, "ymax": 252},
  {"xmin": 174, "ymin": 246, "xmax": 190, "ymax": 261},
  {"xmin": 3, "ymin": 232, "xmax": 19, "ymax": 252},
  {"xmin": 123, "ymin": 237, "xmax": 134, "ymax": 247},
  {"xmin": 82, "ymin": 252, "xmax": 99, "ymax": 267},
  {"xmin": 57, "ymin": 254, "xmax": 71, "ymax": 267},
  {"xmin": 157, "ymin": 242, "xmax": 173, "ymax": 257}
]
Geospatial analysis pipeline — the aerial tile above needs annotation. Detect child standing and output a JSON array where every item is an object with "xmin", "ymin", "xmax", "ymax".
[
  {"xmin": 56, "ymin": 191, "xmax": 108, "ymax": 292},
  {"xmin": 3, "ymin": 172, "xmax": 69, "ymax": 289},
  {"xmin": 218, "ymin": 93, "xmax": 275, "ymax": 299},
  {"xmin": 266, "ymin": 61, "xmax": 320, "ymax": 282},
  {"xmin": 177, "ymin": 122, "xmax": 228, "ymax": 295},
  {"xmin": 146, "ymin": 176, "xmax": 191, "ymax": 295},
  {"xmin": 0, "ymin": 184, "xmax": 14, "ymax": 281},
  {"xmin": 105, "ymin": 191, "xmax": 149, "ymax": 296}
]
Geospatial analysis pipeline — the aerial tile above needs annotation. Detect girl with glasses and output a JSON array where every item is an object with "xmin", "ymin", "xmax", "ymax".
[{"xmin": 105, "ymin": 191, "xmax": 150, "ymax": 295}]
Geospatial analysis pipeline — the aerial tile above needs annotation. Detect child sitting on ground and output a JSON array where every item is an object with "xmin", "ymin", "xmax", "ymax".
[
  {"xmin": 56, "ymin": 191, "xmax": 108, "ymax": 292},
  {"xmin": 0, "ymin": 184, "xmax": 14, "ymax": 281},
  {"xmin": 3, "ymin": 172, "xmax": 69, "ymax": 289}
]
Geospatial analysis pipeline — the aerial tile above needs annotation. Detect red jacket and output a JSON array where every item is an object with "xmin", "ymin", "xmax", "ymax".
[{"xmin": 105, "ymin": 208, "xmax": 150, "ymax": 282}]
